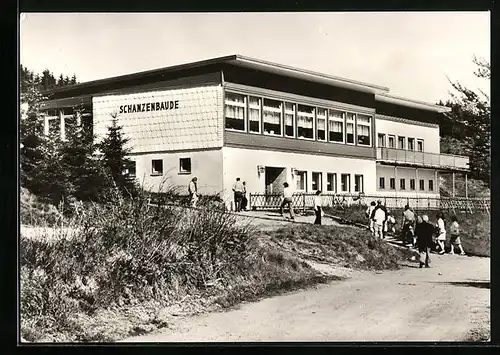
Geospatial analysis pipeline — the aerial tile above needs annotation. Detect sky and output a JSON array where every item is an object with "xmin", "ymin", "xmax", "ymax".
[{"xmin": 20, "ymin": 12, "xmax": 490, "ymax": 104}]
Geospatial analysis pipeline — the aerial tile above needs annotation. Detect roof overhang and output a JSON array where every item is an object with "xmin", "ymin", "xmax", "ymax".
[{"xmin": 376, "ymin": 93, "xmax": 451, "ymax": 113}]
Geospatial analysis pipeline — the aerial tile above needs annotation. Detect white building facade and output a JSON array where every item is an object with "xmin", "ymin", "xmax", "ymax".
[{"xmin": 40, "ymin": 55, "xmax": 469, "ymax": 210}]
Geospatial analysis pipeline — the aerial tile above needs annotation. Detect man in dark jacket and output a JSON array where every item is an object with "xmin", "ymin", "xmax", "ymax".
[{"xmin": 415, "ymin": 215, "xmax": 434, "ymax": 268}]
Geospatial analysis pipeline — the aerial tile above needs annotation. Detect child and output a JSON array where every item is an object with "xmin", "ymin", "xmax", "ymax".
[{"xmin": 449, "ymin": 215, "xmax": 466, "ymax": 255}]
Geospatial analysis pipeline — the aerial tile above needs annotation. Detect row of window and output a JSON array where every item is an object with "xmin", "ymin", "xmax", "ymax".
[
  {"xmin": 225, "ymin": 92, "xmax": 373, "ymax": 146},
  {"xmin": 379, "ymin": 177, "xmax": 434, "ymax": 191},
  {"xmin": 296, "ymin": 171, "xmax": 364, "ymax": 193},
  {"xmin": 378, "ymin": 133, "xmax": 424, "ymax": 152},
  {"xmin": 150, "ymin": 158, "xmax": 192, "ymax": 175}
]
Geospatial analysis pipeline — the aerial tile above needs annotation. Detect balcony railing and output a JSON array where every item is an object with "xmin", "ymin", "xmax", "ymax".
[{"xmin": 377, "ymin": 147, "xmax": 469, "ymax": 171}]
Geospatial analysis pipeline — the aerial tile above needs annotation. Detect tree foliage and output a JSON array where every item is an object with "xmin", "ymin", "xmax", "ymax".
[{"xmin": 440, "ymin": 56, "xmax": 490, "ymax": 184}]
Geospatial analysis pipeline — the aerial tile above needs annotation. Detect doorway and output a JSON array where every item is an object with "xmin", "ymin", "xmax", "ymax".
[{"xmin": 265, "ymin": 166, "xmax": 286, "ymax": 194}]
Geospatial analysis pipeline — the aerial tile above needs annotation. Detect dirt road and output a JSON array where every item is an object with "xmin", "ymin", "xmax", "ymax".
[{"xmin": 122, "ymin": 253, "xmax": 489, "ymax": 342}]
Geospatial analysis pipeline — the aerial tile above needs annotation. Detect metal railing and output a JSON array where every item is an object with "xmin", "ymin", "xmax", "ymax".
[
  {"xmin": 377, "ymin": 147, "xmax": 469, "ymax": 171},
  {"xmin": 249, "ymin": 192, "xmax": 490, "ymax": 215}
]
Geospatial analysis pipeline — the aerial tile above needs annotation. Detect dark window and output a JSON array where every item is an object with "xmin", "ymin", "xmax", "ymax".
[
  {"xmin": 398, "ymin": 136, "xmax": 405, "ymax": 149},
  {"xmin": 328, "ymin": 110, "xmax": 344, "ymax": 142},
  {"xmin": 346, "ymin": 113, "xmax": 355, "ymax": 144},
  {"xmin": 390, "ymin": 178, "xmax": 396, "ymax": 190},
  {"xmin": 297, "ymin": 104, "xmax": 314, "ymax": 139},
  {"xmin": 225, "ymin": 92, "xmax": 246, "ymax": 131},
  {"xmin": 341, "ymin": 174, "xmax": 350, "ymax": 192},
  {"xmin": 429, "ymin": 180, "xmax": 434, "ymax": 191},
  {"xmin": 379, "ymin": 177, "xmax": 385, "ymax": 189},
  {"xmin": 419, "ymin": 179, "xmax": 425, "ymax": 191},
  {"xmin": 327, "ymin": 173, "xmax": 336, "ymax": 192},
  {"xmin": 354, "ymin": 174, "xmax": 364, "ymax": 192},
  {"xmin": 400, "ymin": 178, "xmax": 406, "ymax": 190},
  {"xmin": 408, "ymin": 138, "xmax": 415, "ymax": 151},
  {"xmin": 417, "ymin": 140, "xmax": 424, "ymax": 152},
  {"xmin": 179, "ymin": 158, "xmax": 191, "ymax": 174},
  {"xmin": 152, "ymin": 159, "xmax": 163, "ymax": 175},
  {"xmin": 312, "ymin": 172, "xmax": 322, "ymax": 191},
  {"xmin": 410, "ymin": 178, "xmax": 415, "ymax": 190},
  {"xmin": 378, "ymin": 134, "xmax": 386, "ymax": 147},
  {"xmin": 124, "ymin": 161, "xmax": 136, "ymax": 178}
]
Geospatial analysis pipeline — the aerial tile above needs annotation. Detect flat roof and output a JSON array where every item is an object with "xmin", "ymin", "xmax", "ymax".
[{"xmin": 43, "ymin": 54, "xmax": 449, "ymax": 112}]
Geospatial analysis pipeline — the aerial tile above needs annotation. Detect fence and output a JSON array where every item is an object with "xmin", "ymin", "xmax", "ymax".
[{"xmin": 249, "ymin": 193, "xmax": 490, "ymax": 215}]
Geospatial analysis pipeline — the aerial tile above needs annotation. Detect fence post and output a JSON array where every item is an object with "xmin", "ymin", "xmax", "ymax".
[{"xmin": 302, "ymin": 194, "xmax": 306, "ymax": 214}]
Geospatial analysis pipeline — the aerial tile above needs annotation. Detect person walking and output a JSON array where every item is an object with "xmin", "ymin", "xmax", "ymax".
[
  {"xmin": 241, "ymin": 181, "xmax": 248, "ymax": 211},
  {"xmin": 401, "ymin": 205, "xmax": 416, "ymax": 246},
  {"xmin": 188, "ymin": 177, "xmax": 199, "ymax": 208},
  {"xmin": 366, "ymin": 201, "xmax": 376, "ymax": 236},
  {"xmin": 449, "ymin": 215, "xmax": 466, "ymax": 255},
  {"xmin": 370, "ymin": 200, "xmax": 387, "ymax": 239},
  {"xmin": 232, "ymin": 177, "xmax": 244, "ymax": 212},
  {"xmin": 435, "ymin": 211, "xmax": 447, "ymax": 255},
  {"xmin": 416, "ymin": 215, "xmax": 434, "ymax": 268},
  {"xmin": 280, "ymin": 182, "xmax": 295, "ymax": 220},
  {"xmin": 385, "ymin": 210, "xmax": 396, "ymax": 237},
  {"xmin": 313, "ymin": 190, "xmax": 322, "ymax": 225}
]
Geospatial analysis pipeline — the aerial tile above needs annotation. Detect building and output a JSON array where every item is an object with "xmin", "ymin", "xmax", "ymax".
[{"xmin": 39, "ymin": 54, "xmax": 469, "ymax": 210}]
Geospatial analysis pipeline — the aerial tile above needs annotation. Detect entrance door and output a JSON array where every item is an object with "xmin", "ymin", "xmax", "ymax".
[{"xmin": 265, "ymin": 166, "xmax": 286, "ymax": 207}]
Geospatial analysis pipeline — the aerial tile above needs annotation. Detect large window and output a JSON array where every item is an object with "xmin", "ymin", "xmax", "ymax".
[
  {"xmin": 327, "ymin": 173, "xmax": 336, "ymax": 192},
  {"xmin": 263, "ymin": 98, "xmax": 282, "ymax": 135},
  {"xmin": 429, "ymin": 180, "xmax": 434, "ymax": 191},
  {"xmin": 378, "ymin": 133, "xmax": 386, "ymax": 147},
  {"xmin": 179, "ymin": 158, "xmax": 191, "ymax": 174},
  {"xmin": 419, "ymin": 179, "xmax": 425, "ymax": 191},
  {"xmin": 417, "ymin": 139, "xmax": 424, "ymax": 152},
  {"xmin": 356, "ymin": 114, "xmax": 371, "ymax": 146},
  {"xmin": 400, "ymin": 178, "xmax": 406, "ymax": 190},
  {"xmin": 152, "ymin": 159, "xmax": 163, "ymax": 175},
  {"xmin": 312, "ymin": 172, "xmax": 322, "ymax": 191},
  {"xmin": 388, "ymin": 135, "xmax": 395, "ymax": 148},
  {"xmin": 379, "ymin": 177, "xmax": 385, "ymax": 189},
  {"xmin": 296, "ymin": 171, "xmax": 307, "ymax": 191},
  {"xmin": 248, "ymin": 96, "xmax": 261, "ymax": 133},
  {"xmin": 225, "ymin": 92, "xmax": 246, "ymax": 131},
  {"xmin": 284, "ymin": 102, "xmax": 295, "ymax": 137},
  {"xmin": 398, "ymin": 136, "xmax": 406, "ymax": 149},
  {"xmin": 346, "ymin": 113, "xmax": 355, "ymax": 144},
  {"xmin": 389, "ymin": 178, "xmax": 396, "ymax": 190},
  {"xmin": 408, "ymin": 138, "xmax": 415, "ymax": 151},
  {"xmin": 316, "ymin": 108, "xmax": 327, "ymax": 141},
  {"xmin": 340, "ymin": 173, "xmax": 351, "ymax": 192},
  {"xmin": 297, "ymin": 105, "xmax": 315, "ymax": 139},
  {"xmin": 410, "ymin": 178, "xmax": 416, "ymax": 190},
  {"xmin": 328, "ymin": 110, "xmax": 344, "ymax": 143},
  {"xmin": 354, "ymin": 174, "xmax": 364, "ymax": 193}
]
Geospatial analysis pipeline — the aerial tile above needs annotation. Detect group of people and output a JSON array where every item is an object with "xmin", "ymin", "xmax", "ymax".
[
  {"xmin": 365, "ymin": 201, "xmax": 466, "ymax": 268},
  {"xmin": 280, "ymin": 183, "xmax": 324, "ymax": 225},
  {"xmin": 232, "ymin": 177, "xmax": 248, "ymax": 212}
]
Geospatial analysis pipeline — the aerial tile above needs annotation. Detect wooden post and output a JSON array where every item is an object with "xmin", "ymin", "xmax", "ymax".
[
  {"xmin": 59, "ymin": 110, "xmax": 65, "ymax": 141},
  {"xmin": 452, "ymin": 172, "xmax": 456, "ymax": 197}
]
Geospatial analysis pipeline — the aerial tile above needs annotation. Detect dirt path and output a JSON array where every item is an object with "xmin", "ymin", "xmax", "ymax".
[{"xmin": 122, "ymin": 253, "xmax": 489, "ymax": 342}]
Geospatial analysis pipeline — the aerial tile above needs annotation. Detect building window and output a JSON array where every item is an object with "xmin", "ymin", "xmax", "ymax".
[
  {"xmin": 179, "ymin": 158, "xmax": 191, "ymax": 174},
  {"xmin": 354, "ymin": 174, "xmax": 364, "ymax": 192},
  {"xmin": 378, "ymin": 133, "xmax": 386, "ymax": 147},
  {"xmin": 312, "ymin": 172, "xmax": 322, "ymax": 191},
  {"xmin": 225, "ymin": 92, "xmax": 246, "ymax": 131},
  {"xmin": 398, "ymin": 136, "xmax": 405, "ymax": 150},
  {"xmin": 408, "ymin": 138, "xmax": 415, "ymax": 151},
  {"xmin": 297, "ymin": 104, "xmax": 315, "ymax": 139},
  {"xmin": 328, "ymin": 110, "xmax": 344, "ymax": 143},
  {"xmin": 410, "ymin": 178, "xmax": 415, "ymax": 190},
  {"xmin": 388, "ymin": 135, "xmax": 395, "ymax": 148},
  {"xmin": 346, "ymin": 113, "xmax": 355, "ymax": 144},
  {"xmin": 429, "ymin": 180, "xmax": 434, "ymax": 191},
  {"xmin": 340, "ymin": 173, "xmax": 350, "ymax": 192},
  {"xmin": 316, "ymin": 108, "xmax": 327, "ymax": 141},
  {"xmin": 263, "ymin": 98, "xmax": 282, "ymax": 135},
  {"xmin": 356, "ymin": 114, "xmax": 371, "ymax": 146},
  {"xmin": 248, "ymin": 96, "xmax": 261, "ymax": 133},
  {"xmin": 151, "ymin": 159, "xmax": 163, "ymax": 175},
  {"xmin": 379, "ymin": 177, "xmax": 385, "ymax": 189},
  {"xmin": 124, "ymin": 161, "xmax": 136, "ymax": 178},
  {"xmin": 400, "ymin": 178, "xmax": 406, "ymax": 190},
  {"xmin": 419, "ymin": 179, "xmax": 425, "ymax": 191},
  {"xmin": 296, "ymin": 171, "xmax": 307, "ymax": 191},
  {"xmin": 389, "ymin": 178, "xmax": 396, "ymax": 190},
  {"xmin": 417, "ymin": 139, "xmax": 424, "ymax": 152},
  {"xmin": 327, "ymin": 173, "xmax": 336, "ymax": 192},
  {"xmin": 284, "ymin": 102, "xmax": 295, "ymax": 137}
]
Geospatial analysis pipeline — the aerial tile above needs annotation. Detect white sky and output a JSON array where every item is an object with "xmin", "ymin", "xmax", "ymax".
[{"xmin": 20, "ymin": 12, "xmax": 490, "ymax": 104}]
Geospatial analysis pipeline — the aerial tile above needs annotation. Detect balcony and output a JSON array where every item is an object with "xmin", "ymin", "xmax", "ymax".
[{"xmin": 376, "ymin": 147, "xmax": 469, "ymax": 171}]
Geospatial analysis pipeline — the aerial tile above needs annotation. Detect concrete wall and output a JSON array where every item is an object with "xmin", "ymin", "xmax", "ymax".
[
  {"xmin": 222, "ymin": 146, "xmax": 377, "ymax": 208},
  {"xmin": 131, "ymin": 148, "xmax": 223, "ymax": 195},
  {"xmin": 375, "ymin": 117, "xmax": 440, "ymax": 154},
  {"xmin": 92, "ymin": 85, "xmax": 224, "ymax": 153}
]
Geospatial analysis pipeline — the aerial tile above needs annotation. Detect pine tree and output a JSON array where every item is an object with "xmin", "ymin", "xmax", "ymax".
[
  {"xmin": 57, "ymin": 74, "xmax": 64, "ymax": 87},
  {"xmin": 98, "ymin": 115, "xmax": 138, "ymax": 198},
  {"xmin": 70, "ymin": 74, "xmax": 77, "ymax": 85}
]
